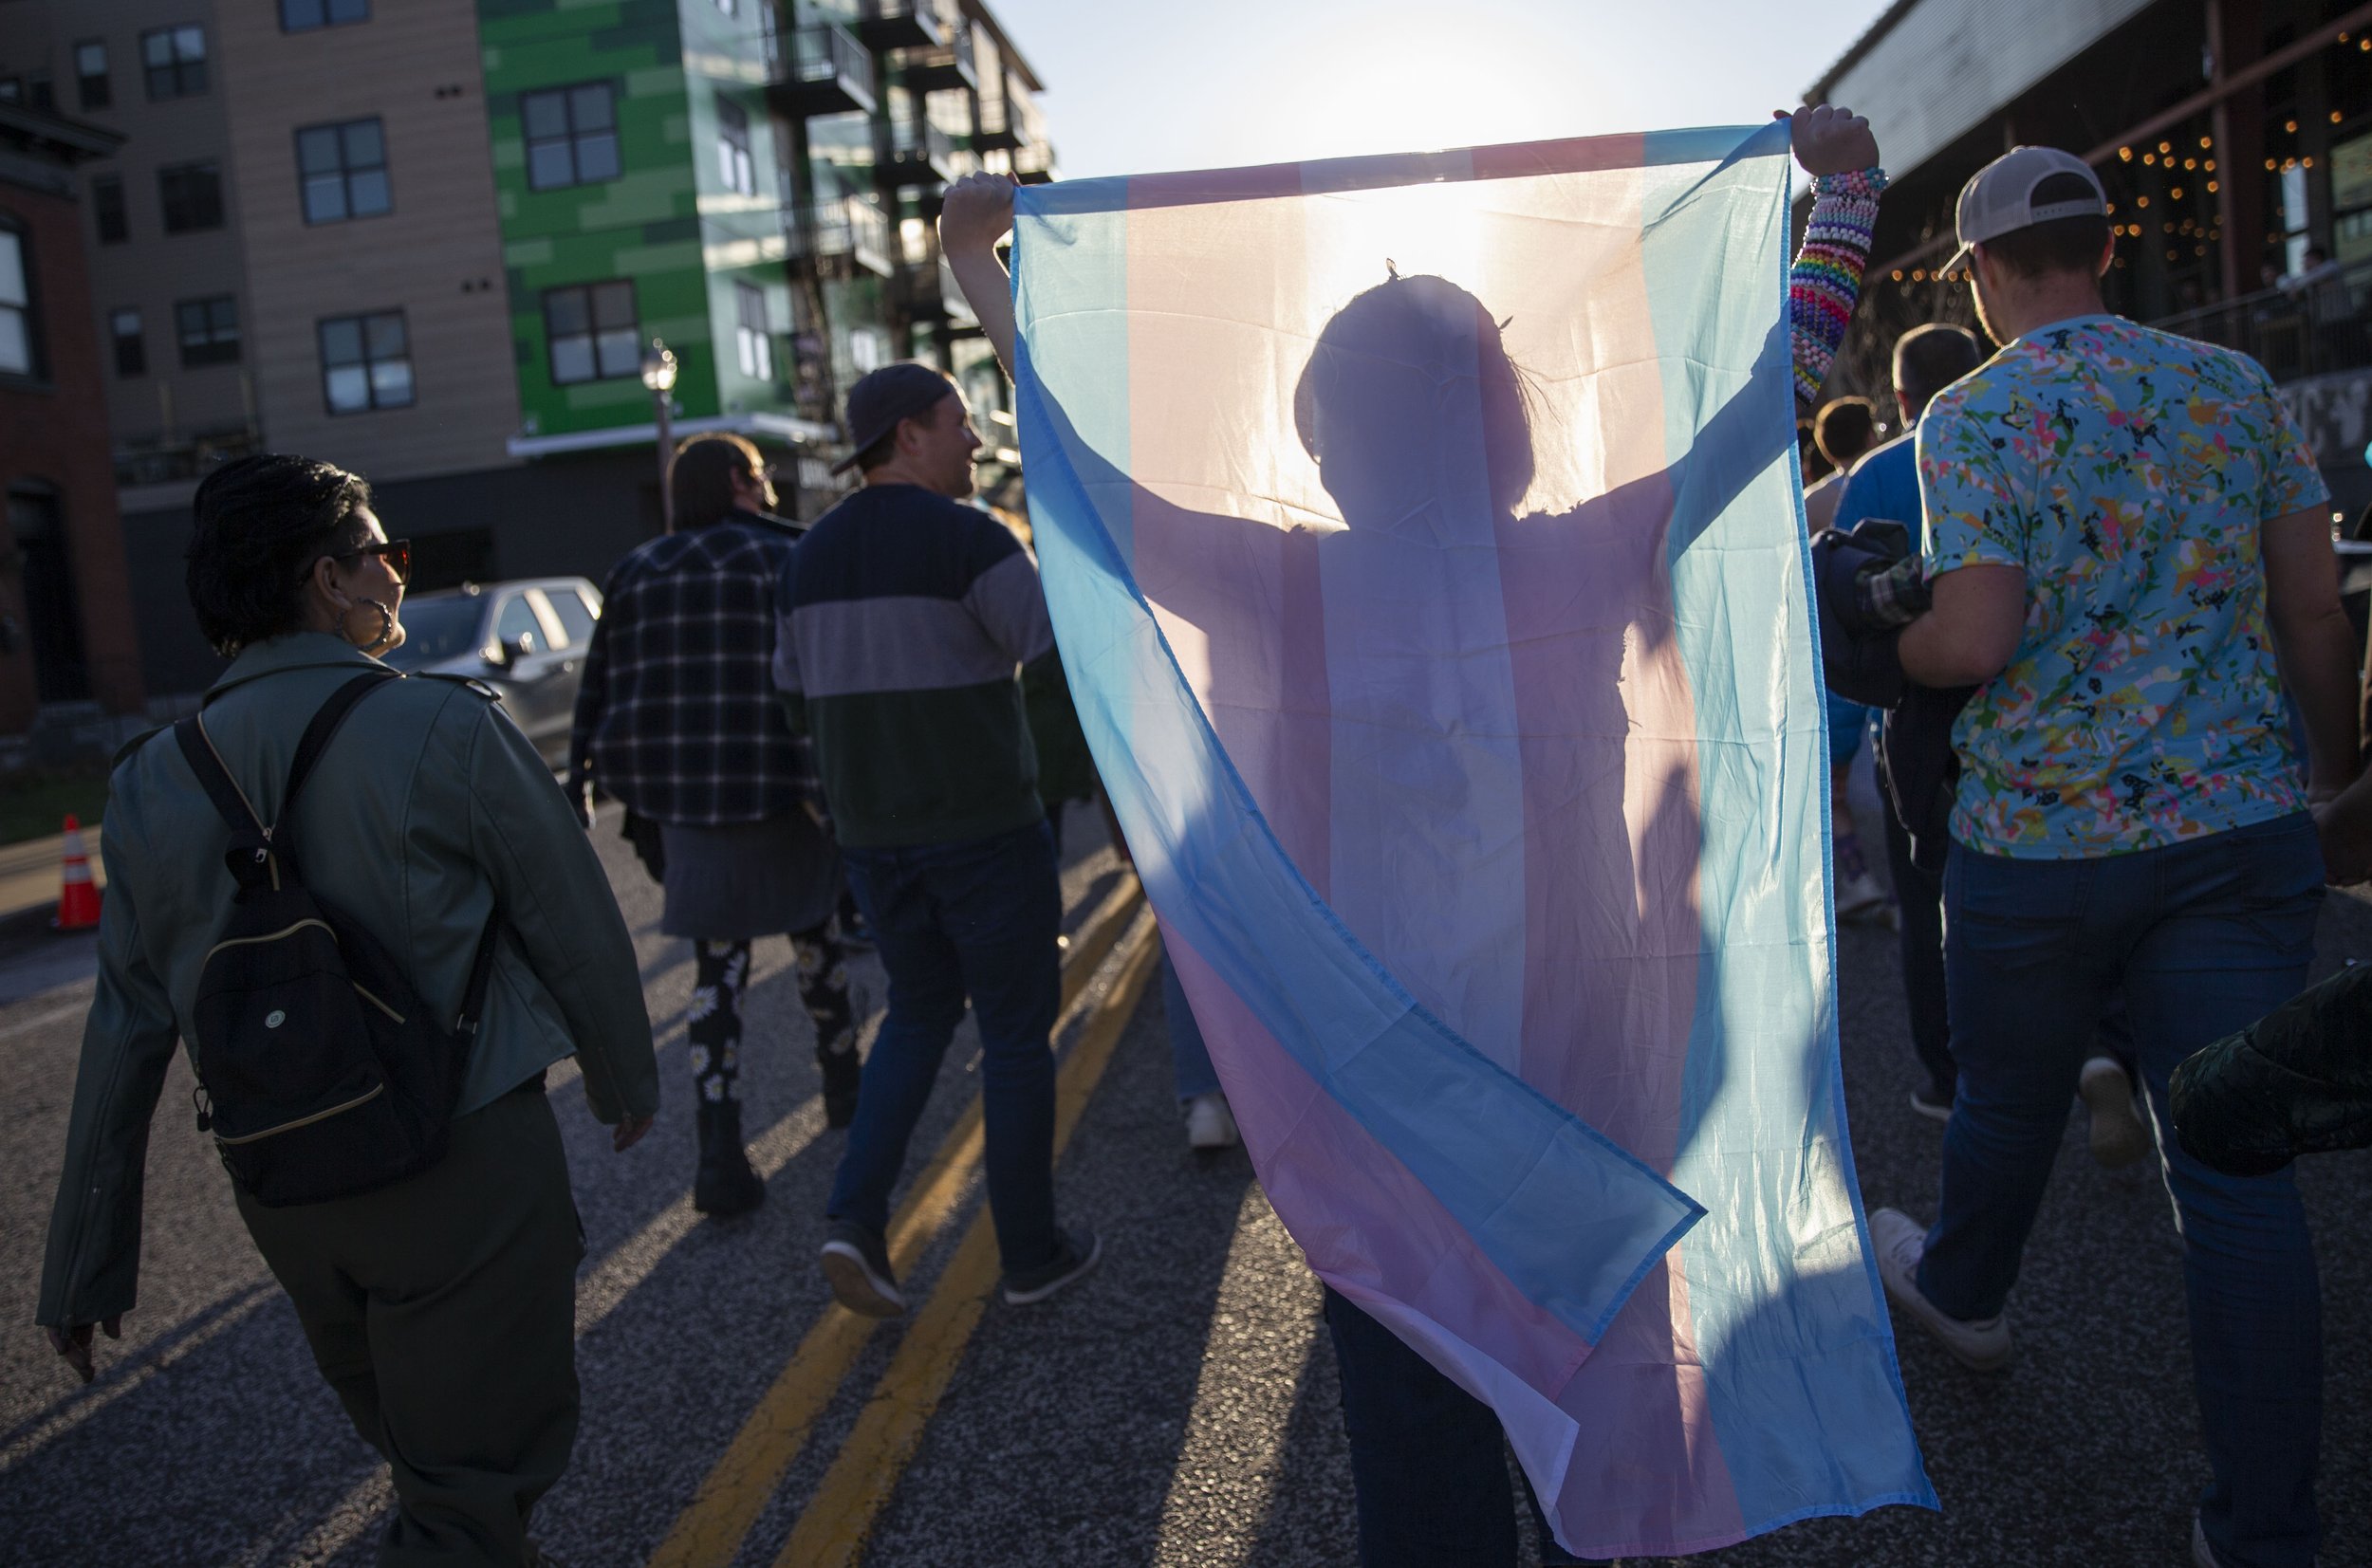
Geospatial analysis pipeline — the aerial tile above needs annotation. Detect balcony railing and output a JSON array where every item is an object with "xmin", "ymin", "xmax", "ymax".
[
  {"xmin": 878, "ymin": 115, "xmax": 955, "ymax": 185},
  {"xmin": 113, "ymin": 427, "xmax": 261, "ymax": 489},
  {"xmin": 854, "ymin": 0, "xmax": 943, "ymax": 52},
  {"xmin": 767, "ymin": 24, "xmax": 877, "ymax": 119},
  {"xmin": 973, "ymin": 86, "xmax": 1044, "ymax": 152},
  {"xmin": 788, "ymin": 194, "xmax": 894, "ymax": 279},
  {"xmin": 897, "ymin": 251, "xmax": 974, "ymax": 326},
  {"xmin": 901, "ymin": 23, "xmax": 976, "ymax": 93},
  {"xmin": 2150, "ymin": 259, "xmax": 2372, "ymax": 384},
  {"xmin": 1010, "ymin": 142, "xmax": 1056, "ymax": 185}
]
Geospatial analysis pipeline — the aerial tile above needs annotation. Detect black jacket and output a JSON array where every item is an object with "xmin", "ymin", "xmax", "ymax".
[{"xmin": 2173, "ymin": 962, "xmax": 2372, "ymax": 1176}]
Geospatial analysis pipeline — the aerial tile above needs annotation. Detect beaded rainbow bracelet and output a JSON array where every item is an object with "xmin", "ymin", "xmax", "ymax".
[{"xmin": 1790, "ymin": 166, "xmax": 1888, "ymax": 405}]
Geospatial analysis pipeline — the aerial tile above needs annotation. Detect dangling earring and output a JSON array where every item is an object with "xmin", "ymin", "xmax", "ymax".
[{"xmin": 342, "ymin": 597, "xmax": 397, "ymax": 655}]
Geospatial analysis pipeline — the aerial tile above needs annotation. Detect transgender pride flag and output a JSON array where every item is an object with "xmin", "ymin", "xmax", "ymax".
[{"xmin": 1012, "ymin": 120, "xmax": 1932, "ymax": 1557}]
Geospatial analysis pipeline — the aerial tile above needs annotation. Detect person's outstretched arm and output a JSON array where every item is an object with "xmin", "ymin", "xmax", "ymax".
[
  {"xmin": 1782, "ymin": 105, "xmax": 1884, "ymax": 414},
  {"xmin": 943, "ymin": 174, "xmax": 1022, "ymax": 380}
]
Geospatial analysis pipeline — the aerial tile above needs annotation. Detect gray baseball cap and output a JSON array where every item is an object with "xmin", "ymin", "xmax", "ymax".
[{"xmin": 1940, "ymin": 146, "xmax": 2108, "ymax": 279}]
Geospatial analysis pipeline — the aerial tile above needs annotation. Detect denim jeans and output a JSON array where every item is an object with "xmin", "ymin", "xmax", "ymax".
[
  {"xmin": 1921, "ymin": 813, "xmax": 2326, "ymax": 1568},
  {"xmin": 1881, "ymin": 797, "xmax": 1955, "ymax": 1098},
  {"xmin": 1159, "ymin": 946, "xmax": 1222, "ymax": 1102},
  {"xmin": 1323, "ymin": 1287, "xmax": 1576, "ymax": 1567},
  {"xmin": 828, "ymin": 819, "xmax": 1064, "ymax": 1274}
]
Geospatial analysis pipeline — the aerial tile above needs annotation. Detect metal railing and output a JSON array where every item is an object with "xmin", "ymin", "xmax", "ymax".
[
  {"xmin": 882, "ymin": 114, "xmax": 954, "ymax": 168},
  {"xmin": 113, "ymin": 428, "xmax": 260, "ymax": 489},
  {"xmin": 857, "ymin": 0, "xmax": 944, "ymax": 46},
  {"xmin": 796, "ymin": 25, "xmax": 876, "ymax": 101},
  {"xmin": 2149, "ymin": 258, "xmax": 2372, "ymax": 383},
  {"xmin": 788, "ymin": 194, "xmax": 893, "ymax": 275}
]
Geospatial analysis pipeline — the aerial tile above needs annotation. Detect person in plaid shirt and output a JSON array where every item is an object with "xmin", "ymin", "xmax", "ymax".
[{"xmin": 570, "ymin": 434, "xmax": 862, "ymax": 1217}]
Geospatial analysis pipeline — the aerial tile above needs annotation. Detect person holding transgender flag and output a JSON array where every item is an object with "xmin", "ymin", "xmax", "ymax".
[{"xmin": 941, "ymin": 101, "xmax": 1926, "ymax": 1564}]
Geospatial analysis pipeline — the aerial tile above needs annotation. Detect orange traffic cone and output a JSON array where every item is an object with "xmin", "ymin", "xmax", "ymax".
[{"xmin": 53, "ymin": 814, "xmax": 101, "ymax": 932}]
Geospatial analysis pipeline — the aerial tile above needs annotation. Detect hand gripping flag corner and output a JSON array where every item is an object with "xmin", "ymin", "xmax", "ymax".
[{"xmin": 1013, "ymin": 120, "xmax": 1934, "ymax": 1557}]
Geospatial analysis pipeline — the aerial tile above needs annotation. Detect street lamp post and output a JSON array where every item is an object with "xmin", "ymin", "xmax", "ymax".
[{"xmin": 639, "ymin": 338, "xmax": 679, "ymax": 529}]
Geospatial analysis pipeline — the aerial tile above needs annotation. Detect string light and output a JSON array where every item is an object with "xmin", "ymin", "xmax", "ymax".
[
  {"xmin": 2145, "ymin": 152, "xmax": 2159, "ymax": 165},
  {"xmin": 2285, "ymin": 119, "xmax": 2299, "ymax": 134},
  {"xmin": 2159, "ymin": 139, "xmax": 2173, "ymax": 153},
  {"xmin": 2119, "ymin": 146, "xmax": 2134, "ymax": 161},
  {"xmin": 2335, "ymin": 111, "xmax": 2347, "ymax": 124},
  {"xmin": 2306, "ymin": 156, "xmax": 2316, "ymax": 168},
  {"xmin": 2172, "ymin": 185, "xmax": 2185, "ymax": 199},
  {"xmin": 2208, "ymin": 180, "xmax": 2220, "ymax": 194},
  {"xmin": 2200, "ymin": 135, "xmax": 2214, "ymax": 149},
  {"xmin": 2184, "ymin": 157, "xmax": 2197, "ymax": 170},
  {"xmin": 2137, "ymin": 194, "xmax": 2151, "ymax": 208},
  {"xmin": 1891, "ymin": 269, "xmax": 1904, "ymax": 281},
  {"xmin": 2205, "ymin": 158, "xmax": 2216, "ymax": 172}
]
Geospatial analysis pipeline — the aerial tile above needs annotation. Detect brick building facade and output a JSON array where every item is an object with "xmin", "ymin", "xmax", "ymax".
[{"xmin": 0, "ymin": 102, "xmax": 144, "ymax": 739}]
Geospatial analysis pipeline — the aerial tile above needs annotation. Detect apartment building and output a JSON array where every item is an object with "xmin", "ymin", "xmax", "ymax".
[
  {"xmin": 0, "ymin": 0, "xmax": 1057, "ymax": 700},
  {"xmin": 0, "ymin": 99, "xmax": 145, "ymax": 746}
]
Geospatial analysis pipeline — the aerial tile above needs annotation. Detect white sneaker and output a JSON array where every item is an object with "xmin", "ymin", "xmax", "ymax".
[
  {"xmin": 1867, "ymin": 1208, "xmax": 2012, "ymax": 1371},
  {"xmin": 1835, "ymin": 870, "xmax": 1890, "ymax": 922},
  {"xmin": 1185, "ymin": 1091, "xmax": 1240, "ymax": 1150},
  {"xmin": 2078, "ymin": 1056, "xmax": 2151, "ymax": 1170},
  {"xmin": 2191, "ymin": 1512, "xmax": 2222, "ymax": 1568}
]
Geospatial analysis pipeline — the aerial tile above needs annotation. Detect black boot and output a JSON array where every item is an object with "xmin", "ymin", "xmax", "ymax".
[
  {"xmin": 818, "ymin": 1042, "xmax": 862, "ymax": 1130},
  {"xmin": 694, "ymin": 1098, "xmax": 765, "ymax": 1217}
]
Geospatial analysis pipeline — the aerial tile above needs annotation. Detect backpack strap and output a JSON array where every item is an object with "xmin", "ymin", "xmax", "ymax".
[{"xmin": 174, "ymin": 669, "xmax": 397, "ymax": 889}]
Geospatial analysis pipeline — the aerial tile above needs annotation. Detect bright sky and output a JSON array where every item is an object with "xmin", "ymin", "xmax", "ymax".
[{"xmin": 989, "ymin": 0, "xmax": 1902, "ymax": 179}]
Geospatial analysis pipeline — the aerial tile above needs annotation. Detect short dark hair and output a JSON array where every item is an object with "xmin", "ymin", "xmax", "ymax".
[
  {"xmin": 1892, "ymin": 323, "xmax": 1983, "ymax": 416},
  {"xmin": 852, "ymin": 428, "xmax": 901, "ymax": 474},
  {"xmin": 1978, "ymin": 173, "xmax": 2112, "ymax": 282},
  {"xmin": 185, "ymin": 453, "xmax": 374, "ymax": 656},
  {"xmin": 1813, "ymin": 397, "xmax": 1878, "ymax": 469},
  {"xmin": 671, "ymin": 433, "xmax": 765, "ymax": 529}
]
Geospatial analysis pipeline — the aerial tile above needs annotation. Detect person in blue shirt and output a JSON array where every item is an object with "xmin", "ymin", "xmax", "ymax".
[{"xmin": 1836, "ymin": 324, "xmax": 1977, "ymax": 1117}]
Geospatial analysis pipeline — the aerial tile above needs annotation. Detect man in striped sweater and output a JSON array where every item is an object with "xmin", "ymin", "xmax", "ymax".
[{"xmin": 775, "ymin": 362, "xmax": 1100, "ymax": 1317}]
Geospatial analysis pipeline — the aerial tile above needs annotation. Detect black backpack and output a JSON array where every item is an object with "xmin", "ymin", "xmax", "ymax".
[{"xmin": 175, "ymin": 670, "xmax": 500, "ymax": 1208}]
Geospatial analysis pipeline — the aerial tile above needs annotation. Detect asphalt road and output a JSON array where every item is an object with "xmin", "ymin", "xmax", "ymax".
[{"xmin": 1, "ymin": 782, "xmax": 2366, "ymax": 1568}]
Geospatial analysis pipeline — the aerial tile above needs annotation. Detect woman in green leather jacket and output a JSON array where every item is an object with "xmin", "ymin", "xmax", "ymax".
[{"xmin": 35, "ymin": 454, "xmax": 660, "ymax": 1568}]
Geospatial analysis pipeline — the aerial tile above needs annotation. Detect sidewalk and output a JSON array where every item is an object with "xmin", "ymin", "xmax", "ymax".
[{"xmin": 0, "ymin": 825, "xmax": 102, "ymax": 932}]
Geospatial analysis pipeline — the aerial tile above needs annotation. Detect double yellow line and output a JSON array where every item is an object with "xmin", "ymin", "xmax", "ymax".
[{"xmin": 649, "ymin": 875, "xmax": 1159, "ymax": 1568}]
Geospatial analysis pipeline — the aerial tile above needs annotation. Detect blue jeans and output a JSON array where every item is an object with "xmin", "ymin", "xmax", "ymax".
[
  {"xmin": 1323, "ymin": 1288, "xmax": 1576, "ymax": 1567},
  {"xmin": 1159, "ymin": 946, "xmax": 1222, "ymax": 1101},
  {"xmin": 829, "ymin": 820, "xmax": 1064, "ymax": 1274},
  {"xmin": 1922, "ymin": 814, "xmax": 2326, "ymax": 1568}
]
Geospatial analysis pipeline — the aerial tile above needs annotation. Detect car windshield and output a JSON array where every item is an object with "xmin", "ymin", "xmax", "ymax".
[{"xmin": 385, "ymin": 596, "xmax": 487, "ymax": 670}]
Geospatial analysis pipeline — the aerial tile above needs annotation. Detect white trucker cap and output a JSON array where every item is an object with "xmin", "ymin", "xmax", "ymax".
[{"xmin": 1940, "ymin": 146, "xmax": 2108, "ymax": 278}]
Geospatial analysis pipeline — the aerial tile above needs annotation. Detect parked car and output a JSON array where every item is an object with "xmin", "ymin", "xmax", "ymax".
[{"xmin": 384, "ymin": 578, "xmax": 602, "ymax": 768}]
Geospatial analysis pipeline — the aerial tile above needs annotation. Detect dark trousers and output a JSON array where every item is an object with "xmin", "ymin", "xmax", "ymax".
[
  {"xmin": 829, "ymin": 819, "xmax": 1064, "ymax": 1273},
  {"xmin": 1881, "ymin": 800, "xmax": 1955, "ymax": 1098},
  {"xmin": 1323, "ymin": 1287, "xmax": 1576, "ymax": 1567},
  {"xmin": 1921, "ymin": 815, "xmax": 2326, "ymax": 1567},
  {"xmin": 236, "ymin": 1086, "xmax": 584, "ymax": 1567}
]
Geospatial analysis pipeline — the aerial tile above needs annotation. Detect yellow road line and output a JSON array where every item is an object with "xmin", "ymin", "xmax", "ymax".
[
  {"xmin": 647, "ymin": 876, "xmax": 1144, "ymax": 1568},
  {"xmin": 771, "ymin": 918, "xmax": 1161, "ymax": 1568}
]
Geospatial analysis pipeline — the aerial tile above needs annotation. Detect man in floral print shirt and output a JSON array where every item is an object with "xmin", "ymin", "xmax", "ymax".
[{"xmin": 1866, "ymin": 148, "xmax": 2361, "ymax": 1568}]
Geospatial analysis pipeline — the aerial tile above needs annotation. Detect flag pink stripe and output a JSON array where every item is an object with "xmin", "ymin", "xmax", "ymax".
[{"xmin": 1163, "ymin": 923, "xmax": 1595, "ymax": 1397}]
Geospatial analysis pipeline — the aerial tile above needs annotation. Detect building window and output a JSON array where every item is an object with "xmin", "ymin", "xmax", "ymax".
[
  {"xmin": 0, "ymin": 81, "xmax": 19, "ymax": 105},
  {"xmin": 716, "ymin": 99, "xmax": 754, "ymax": 195},
  {"xmin": 522, "ymin": 83, "xmax": 620, "ymax": 192},
  {"xmin": 543, "ymin": 282, "xmax": 639, "ymax": 384},
  {"xmin": 158, "ymin": 161, "xmax": 224, "ymax": 232},
  {"xmin": 176, "ymin": 295, "xmax": 240, "ymax": 366},
  {"xmin": 734, "ymin": 282, "xmax": 772, "ymax": 379},
  {"xmin": 141, "ymin": 25, "xmax": 209, "ymax": 101},
  {"xmin": 74, "ymin": 41, "xmax": 109, "ymax": 109},
  {"xmin": 28, "ymin": 69, "xmax": 53, "ymax": 113},
  {"xmin": 320, "ymin": 310, "xmax": 414, "ymax": 414},
  {"xmin": 297, "ymin": 119, "xmax": 391, "ymax": 224},
  {"xmin": 0, "ymin": 230, "xmax": 32, "ymax": 378},
  {"xmin": 110, "ymin": 309, "xmax": 145, "ymax": 377},
  {"xmin": 92, "ymin": 176, "xmax": 128, "ymax": 245},
  {"xmin": 281, "ymin": 0, "xmax": 370, "ymax": 30}
]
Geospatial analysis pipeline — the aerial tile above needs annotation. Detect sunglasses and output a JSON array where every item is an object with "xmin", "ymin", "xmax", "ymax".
[{"xmin": 334, "ymin": 538, "xmax": 412, "ymax": 584}]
